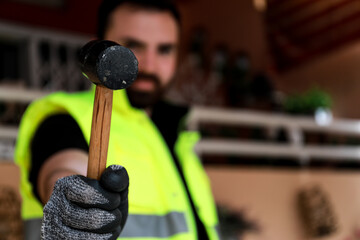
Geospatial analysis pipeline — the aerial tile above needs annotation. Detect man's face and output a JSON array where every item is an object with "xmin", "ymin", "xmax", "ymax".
[{"xmin": 104, "ymin": 4, "xmax": 179, "ymax": 109}]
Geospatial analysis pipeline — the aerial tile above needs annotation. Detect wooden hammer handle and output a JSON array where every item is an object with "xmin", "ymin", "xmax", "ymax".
[{"xmin": 87, "ymin": 85, "xmax": 113, "ymax": 180}]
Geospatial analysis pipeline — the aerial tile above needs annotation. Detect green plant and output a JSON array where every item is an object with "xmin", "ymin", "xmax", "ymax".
[{"xmin": 284, "ymin": 88, "xmax": 332, "ymax": 115}]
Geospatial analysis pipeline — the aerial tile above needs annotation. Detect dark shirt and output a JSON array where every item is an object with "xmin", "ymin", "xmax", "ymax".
[{"xmin": 30, "ymin": 100, "xmax": 209, "ymax": 240}]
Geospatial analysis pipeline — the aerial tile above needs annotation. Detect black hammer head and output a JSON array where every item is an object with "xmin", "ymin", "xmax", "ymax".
[{"xmin": 79, "ymin": 40, "xmax": 138, "ymax": 90}]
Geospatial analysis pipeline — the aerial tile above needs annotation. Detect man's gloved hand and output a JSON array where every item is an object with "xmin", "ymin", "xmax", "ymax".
[{"xmin": 41, "ymin": 165, "xmax": 129, "ymax": 240}]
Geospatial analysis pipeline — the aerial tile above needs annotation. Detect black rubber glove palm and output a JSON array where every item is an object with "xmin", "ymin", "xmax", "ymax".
[{"xmin": 41, "ymin": 165, "xmax": 129, "ymax": 240}]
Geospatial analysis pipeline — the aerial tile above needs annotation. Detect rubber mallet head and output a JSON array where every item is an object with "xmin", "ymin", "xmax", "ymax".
[{"xmin": 79, "ymin": 40, "xmax": 138, "ymax": 90}]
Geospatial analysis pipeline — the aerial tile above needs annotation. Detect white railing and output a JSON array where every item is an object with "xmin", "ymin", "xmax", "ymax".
[
  {"xmin": 0, "ymin": 21, "xmax": 90, "ymax": 91},
  {"xmin": 2, "ymin": 105, "xmax": 360, "ymax": 162},
  {"xmin": 187, "ymin": 106, "xmax": 360, "ymax": 161},
  {"xmin": 0, "ymin": 87, "xmax": 51, "ymax": 103},
  {"xmin": 0, "ymin": 21, "xmax": 91, "ymax": 161}
]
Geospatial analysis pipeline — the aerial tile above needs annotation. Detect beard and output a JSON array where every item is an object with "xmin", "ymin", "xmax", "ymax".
[{"xmin": 126, "ymin": 72, "xmax": 165, "ymax": 109}]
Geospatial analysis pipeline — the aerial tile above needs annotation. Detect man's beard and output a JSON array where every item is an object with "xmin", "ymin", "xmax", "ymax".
[{"xmin": 126, "ymin": 72, "xmax": 165, "ymax": 109}]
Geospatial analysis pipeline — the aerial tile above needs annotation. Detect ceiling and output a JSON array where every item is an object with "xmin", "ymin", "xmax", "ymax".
[{"xmin": 266, "ymin": 0, "xmax": 360, "ymax": 71}]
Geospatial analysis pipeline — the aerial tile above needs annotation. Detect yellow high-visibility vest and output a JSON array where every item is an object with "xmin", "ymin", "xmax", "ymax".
[{"xmin": 15, "ymin": 88, "xmax": 219, "ymax": 240}]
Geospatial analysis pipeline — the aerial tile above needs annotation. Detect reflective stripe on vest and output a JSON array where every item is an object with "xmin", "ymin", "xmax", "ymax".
[{"xmin": 121, "ymin": 212, "xmax": 188, "ymax": 237}]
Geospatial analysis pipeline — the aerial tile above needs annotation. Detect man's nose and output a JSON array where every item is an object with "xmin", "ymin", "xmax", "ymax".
[{"xmin": 139, "ymin": 50, "xmax": 157, "ymax": 74}]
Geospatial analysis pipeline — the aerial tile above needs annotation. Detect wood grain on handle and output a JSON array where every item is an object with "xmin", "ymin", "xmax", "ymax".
[{"xmin": 87, "ymin": 85, "xmax": 113, "ymax": 180}]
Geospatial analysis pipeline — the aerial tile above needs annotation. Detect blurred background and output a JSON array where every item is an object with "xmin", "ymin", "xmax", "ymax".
[{"xmin": 3, "ymin": 0, "xmax": 360, "ymax": 239}]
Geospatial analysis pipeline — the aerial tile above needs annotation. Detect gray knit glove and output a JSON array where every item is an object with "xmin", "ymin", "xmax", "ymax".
[{"xmin": 41, "ymin": 165, "xmax": 129, "ymax": 240}]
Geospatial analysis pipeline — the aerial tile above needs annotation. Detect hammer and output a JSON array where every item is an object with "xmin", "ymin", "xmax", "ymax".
[{"xmin": 78, "ymin": 40, "xmax": 138, "ymax": 180}]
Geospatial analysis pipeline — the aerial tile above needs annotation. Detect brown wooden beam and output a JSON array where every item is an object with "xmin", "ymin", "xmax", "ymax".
[
  {"xmin": 266, "ymin": 0, "xmax": 323, "ymax": 22},
  {"xmin": 279, "ymin": 0, "xmax": 355, "ymax": 33}
]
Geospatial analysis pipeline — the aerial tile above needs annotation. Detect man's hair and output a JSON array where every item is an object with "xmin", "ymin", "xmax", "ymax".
[{"xmin": 97, "ymin": 0, "xmax": 181, "ymax": 39}]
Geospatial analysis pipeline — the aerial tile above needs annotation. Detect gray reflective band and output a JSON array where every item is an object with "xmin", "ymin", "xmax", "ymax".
[
  {"xmin": 24, "ymin": 218, "xmax": 42, "ymax": 240},
  {"xmin": 214, "ymin": 225, "xmax": 221, "ymax": 239},
  {"xmin": 121, "ymin": 212, "xmax": 189, "ymax": 238}
]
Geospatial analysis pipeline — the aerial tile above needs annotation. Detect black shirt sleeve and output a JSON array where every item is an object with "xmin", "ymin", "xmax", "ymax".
[{"xmin": 29, "ymin": 114, "xmax": 89, "ymax": 201}]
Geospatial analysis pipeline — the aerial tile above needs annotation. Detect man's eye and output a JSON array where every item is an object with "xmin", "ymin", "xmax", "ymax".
[
  {"xmin": 123, "ymin": 41, "xmax": 142, "ymax": 50},
  {"xmin": 126, "ymin": 43, "xmax": 138, "ymax": 49},
  {"xmin": 158, "ymin": 45, "xmax": 174, "ymax": 55}
]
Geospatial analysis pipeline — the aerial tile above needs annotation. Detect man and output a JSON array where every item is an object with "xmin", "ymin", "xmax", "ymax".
[{"xmin": 15, "ymin": 0, "xmax": 219, "ymax": 239}]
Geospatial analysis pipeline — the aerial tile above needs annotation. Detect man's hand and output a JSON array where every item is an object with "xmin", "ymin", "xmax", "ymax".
[{"xmin": 41, "ymin": 165, "xmax": 129, "ymax": 240}]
